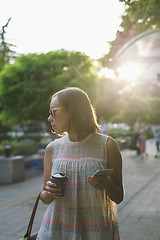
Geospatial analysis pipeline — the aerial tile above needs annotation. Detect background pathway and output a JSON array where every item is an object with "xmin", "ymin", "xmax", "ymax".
[{"xmin": 0, "ymin": 139, "xmax": 160, "ymax": 240}]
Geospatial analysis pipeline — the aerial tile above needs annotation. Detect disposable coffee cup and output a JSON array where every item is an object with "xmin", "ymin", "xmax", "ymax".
[{"xmin": 50, "ymin": 173, "xmax": 68, "ymax": 197}]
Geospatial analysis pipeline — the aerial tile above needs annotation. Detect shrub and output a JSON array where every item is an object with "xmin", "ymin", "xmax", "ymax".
[
  {"xmin": 0, "ymin": 133, "xmax": 12, "ymax": 142},
  {"xmin": 12, "ymin": 139, "xmax": 39, "ymax": 156},
  {"xmin": 0, "ymin": 140, "xmax": 12, "ymax": 155},
  {"xmin": 109, "ymin": 129, "xmax": 133, "ymax": 139},
  {"xmin": 14, "ymin": 133, "xmax": 44, "ymax": 142}
]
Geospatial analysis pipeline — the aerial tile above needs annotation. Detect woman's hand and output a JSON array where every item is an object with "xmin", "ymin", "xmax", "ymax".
[
  {"xmin": 87, "ymin": 175, "xmax": 112, "ymax": 191},
  {"xmin": 87, "ymin": 137, "xmax": 124, "ymax": 205},
  {"xmin": 40, "ymin": 181, "xmax": 62, "ymax": 205},
  {"xmin": 44, "ymin": 181, "xmax": 62, "ymax": 198}
]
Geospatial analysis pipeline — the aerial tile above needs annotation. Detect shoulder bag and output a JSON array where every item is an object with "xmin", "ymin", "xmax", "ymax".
[{"xmin": 19, "ymin": 192, "xmax": 41, "ymax": 240}]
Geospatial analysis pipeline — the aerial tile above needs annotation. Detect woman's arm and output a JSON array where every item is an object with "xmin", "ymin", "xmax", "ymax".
[
  {"xmin": 87, "ymin": 137, "xmax": 124, "ymax": 204},
  {"xmin": 105, "ymin": 136, "xmax": 124, "ymax": 203},
  {"xmin": 40, "ymin": 141, "xmax": 62, "ymax": 205}
]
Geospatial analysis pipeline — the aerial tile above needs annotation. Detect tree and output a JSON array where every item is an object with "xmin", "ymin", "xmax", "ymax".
[
  {"xmin": 96, "ymin": 78, "xmax": 124, "ymax": 122},
  {"xmin": 120, "ymin": 96, "xmax": 150, "ymax": 126},
  {"xmin": 0, "ymin": 18, "xmax": 16, "ymax": 70},
  {"xmin": 0, "ymin": 50, "xmax": 99, "ymax": 126},
  {"xmin": 100, "ymin": 0, "xmax": 160, "ymax": 125},
  {"xmin": 119, "ymin": 0, "xmax": 160, "ymax": 32},
  {"xmin": 147, "ymin": 97, "xmax": 160, "ymax": 124}
]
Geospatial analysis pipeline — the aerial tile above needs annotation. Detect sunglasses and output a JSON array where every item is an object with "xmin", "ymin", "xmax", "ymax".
[{"xmin": 49, "ymin": 107, "xmax": 64, "ymax": 118}]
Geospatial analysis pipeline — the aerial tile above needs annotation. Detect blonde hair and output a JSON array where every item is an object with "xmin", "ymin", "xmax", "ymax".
[{"xmin": 52, "ymin": 87, "xmax": 99, "ymax": 134}]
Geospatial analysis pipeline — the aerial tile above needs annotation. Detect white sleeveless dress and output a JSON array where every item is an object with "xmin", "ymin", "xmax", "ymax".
[{"xmin": 37, "ymin": 133, "xmax": 120, "ymax": 240}]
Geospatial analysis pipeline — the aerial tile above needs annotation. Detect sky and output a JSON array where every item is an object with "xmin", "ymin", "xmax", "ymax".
[{"xmin": 0, "ymin": 0, "xmax": 124, "ymax": 59}]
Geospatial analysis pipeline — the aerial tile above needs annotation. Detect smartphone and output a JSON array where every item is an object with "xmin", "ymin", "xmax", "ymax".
[{"xmin": 92, "ymin": 169, "xmax": 114, "ymax": 177}]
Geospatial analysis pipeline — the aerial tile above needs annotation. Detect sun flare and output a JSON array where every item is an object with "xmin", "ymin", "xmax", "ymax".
[{"xmin": 117, "ymin": 63, "xmax": 142, "ymax": 83}]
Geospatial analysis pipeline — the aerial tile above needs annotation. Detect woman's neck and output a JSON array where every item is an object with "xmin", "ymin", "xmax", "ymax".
[{"xmin": 68, "ymin": 131, "xmax": 90, "ymax": 142}]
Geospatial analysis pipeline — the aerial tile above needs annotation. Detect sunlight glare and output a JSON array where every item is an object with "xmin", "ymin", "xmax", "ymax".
[
  {"xmin": 92, "ymin": 61, "xmax": 99, "ymax": 67},
  {"xmin": 98, "ymin": 67, "xmax": 116, "ymax": 79},
  {"xmin": 117, "ymin": 63, "xmax": 142, "ymax": 82}
]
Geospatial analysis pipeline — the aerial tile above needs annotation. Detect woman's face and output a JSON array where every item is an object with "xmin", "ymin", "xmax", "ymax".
[{"xmin": 48, "ymin": 96, "xmax": 69, "ymax": 134}]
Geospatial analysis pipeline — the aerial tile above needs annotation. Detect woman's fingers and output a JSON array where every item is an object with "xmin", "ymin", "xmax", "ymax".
[
  {"xmin": 44, "ymin": 181, "xmax": 62, "ymax": 197},
  {"xmin": 87, "ymin": 176, "xmax": 111, "ymax": 190}
]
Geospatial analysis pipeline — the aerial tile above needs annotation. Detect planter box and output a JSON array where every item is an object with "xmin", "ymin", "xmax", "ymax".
[{"xmin": 0, "ymin": 156, "xmax": 25, "ymax": 183}]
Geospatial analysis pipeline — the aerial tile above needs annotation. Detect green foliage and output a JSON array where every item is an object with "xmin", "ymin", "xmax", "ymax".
[
  {"xmin": 0, "ymin": 18, "xmax": 16, "ymax": 70},
  {"xmin": 145, "ymin": 126, "xmax": 154, "ymax": 139},
  {"xmin": 0, "ymin": 140, "xmax": 11, "ymax": 155},
  {"xmin": 120, "ymin": 96, "xmax": 150, "ymax": 125},
  {"xmin": 0, "ymin": 133, "xmax": 12, "ymax": 142},
  {"xmin": 0, "ymin": 133, "xmax": 50, "ymax": 156},
  {"xmin": 100, "ymin": 0, "xmax": 160, "ymax": 125},
  {"xmin": 109, "ymin": 128, "xmax": 133, "ymax": 139},
  {"xmin": 0, "ymin": 50, "xmax": 99, "ymax": 126},
  {"xmin": 13, "ymin": 133, "xmax": 44, "ymax": 142},
  {"xmin": 96, "ymin": 78, "xmax": 124, "ymax": 122},
  {"xmin": 119, "ymin": 0, "xmax": 160, "ymax": 32},
  {"xmin": 147, "ymin": 97, "xmax": 160, "ymax": 124},
  {"xmin": 12, "ymin": 139, "xmax": 39, "ymax": 156},
  {"xmin": 96, "ymin": 76, "xmax": 160, "ymax": 125}
]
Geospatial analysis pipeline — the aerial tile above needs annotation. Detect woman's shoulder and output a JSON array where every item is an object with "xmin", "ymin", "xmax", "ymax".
[
  {"xmin": 45, "ymin": 137, "xmax": 63, "ymax": 153},
  {"xmin": 46, "ymin": 135, "xmax": 66, "ymax": 149},
  {"xmin": 106, "ymin": 136, "xmax": 119, "ymax": 150},
  {"xmin": 93, "ymin": 132, "xmax": 108, "ymax": 139},
  {"xmin": 45, "ymin": 141, "xmax": 54, "ymax": 152},
  {"xmin": 90, "ymin": 133, "xmax": 111, "ymax": 147},
  {"xmin": 94, "ymin": 132, "xmax": 116, "ymax": 143}
]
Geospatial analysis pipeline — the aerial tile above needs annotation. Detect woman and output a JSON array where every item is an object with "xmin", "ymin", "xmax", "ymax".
[
  {"xmin": 99, "ymin": 116, "xmax": 108, "ymax": 135},
  {"xmin": 138, "ymin": 129, "xmax": 147, "ymax": 159},
  {"xmin": 37, "ymin": 87, "xmax": 124, "ymax": 240},
  {"xmin": 154, "ymin": 128, "xmax": 160, "ymax": 158}
]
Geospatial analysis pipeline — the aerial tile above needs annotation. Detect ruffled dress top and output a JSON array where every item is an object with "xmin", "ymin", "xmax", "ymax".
[{"xmin": 37, "ymin": 133, "xmax": 120, "ymax": 240}]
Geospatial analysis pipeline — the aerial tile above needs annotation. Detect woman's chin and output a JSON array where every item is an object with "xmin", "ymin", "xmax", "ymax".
[
  {"xmin": 51, "ymin": 129, "xmax": 56, "ymax": 134},
  {"xmin": 52, "ymin": 127, "xmax": 66, "ymax": 135},
  {"xmin": 52, "ymin": 128, "xmax": 60, "ymax": 134}
]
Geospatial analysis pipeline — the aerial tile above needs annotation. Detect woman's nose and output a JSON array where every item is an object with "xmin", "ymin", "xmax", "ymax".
[{"xmin": 48, "ymin": 115, "xmax": 52, "ymax": 122}]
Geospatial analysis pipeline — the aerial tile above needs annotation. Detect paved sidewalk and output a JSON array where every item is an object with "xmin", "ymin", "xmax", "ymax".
[
  {"xmin": 0, "ymin": 139, "xmax": 160, "ymax": 240},
  {"xmin": 118, "ymin": 139, "xmax": 160, "ymax": 240}
]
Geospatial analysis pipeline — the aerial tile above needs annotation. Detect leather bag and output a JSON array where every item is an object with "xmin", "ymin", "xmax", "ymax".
[{"xmin": 19, "ymin": 193, "xmax": 41, "ymax": 240}]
